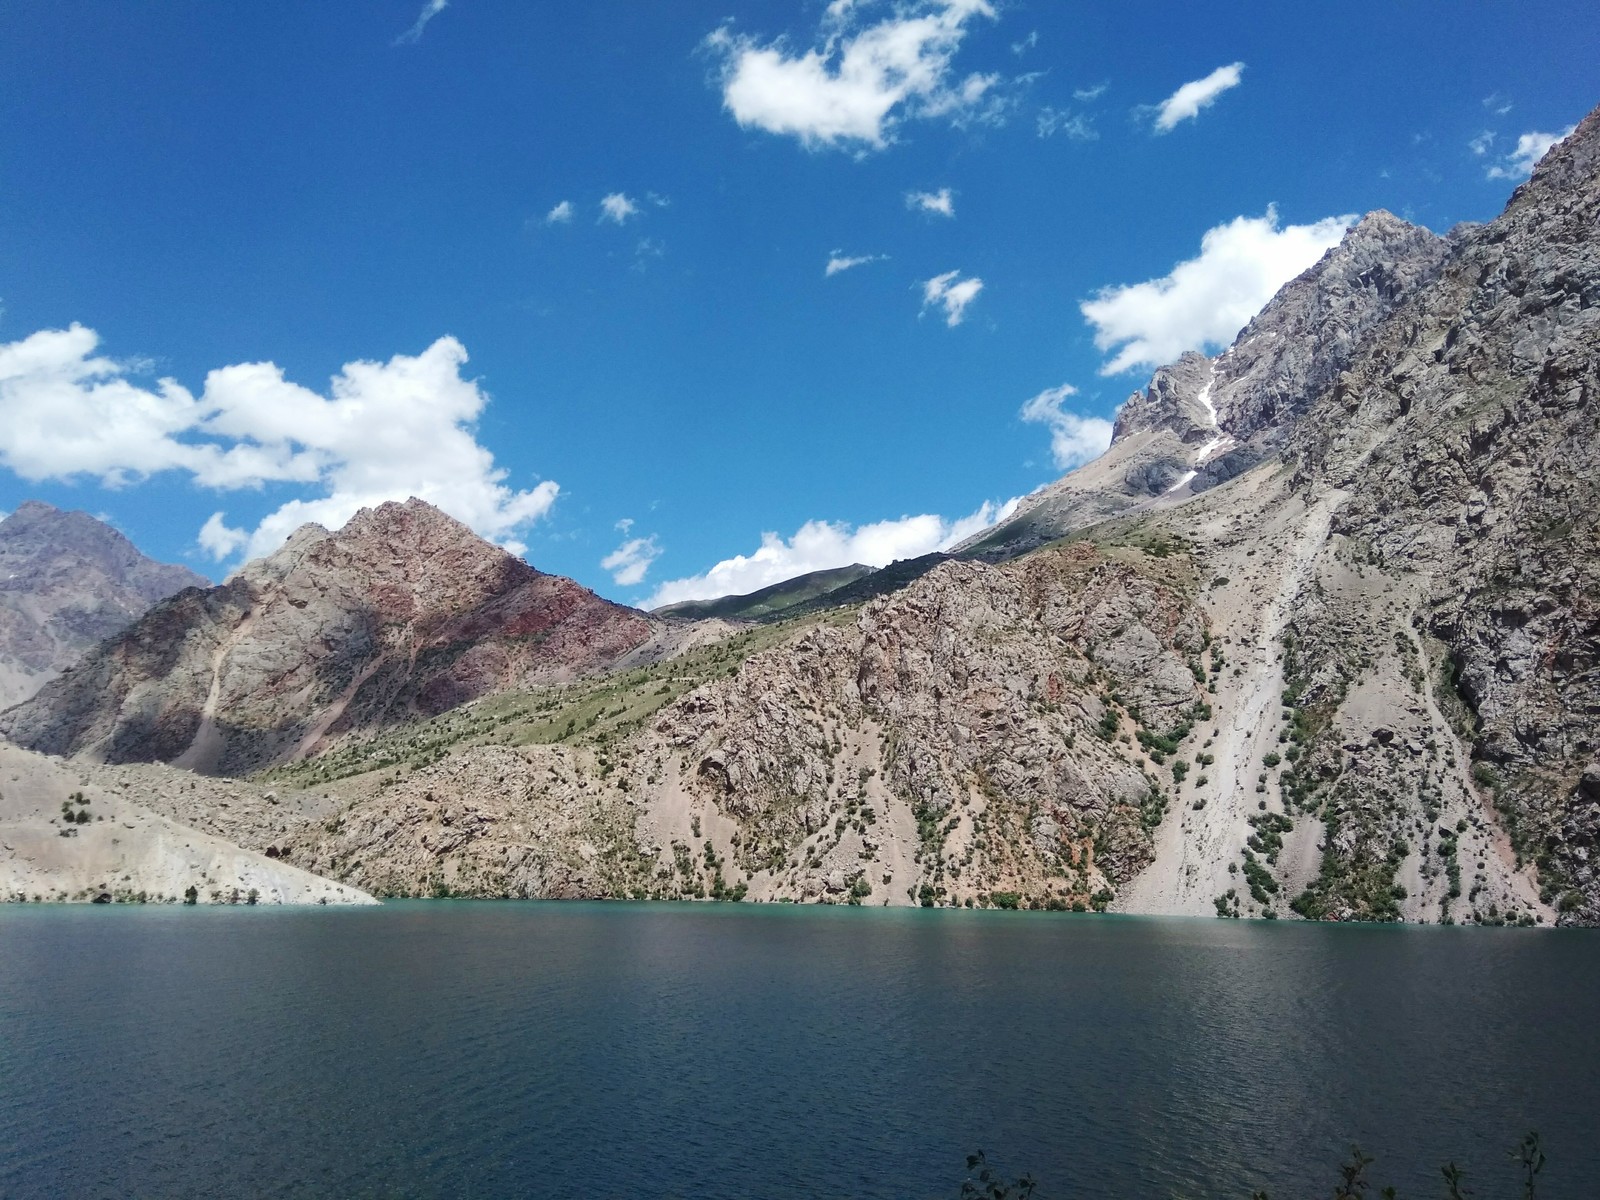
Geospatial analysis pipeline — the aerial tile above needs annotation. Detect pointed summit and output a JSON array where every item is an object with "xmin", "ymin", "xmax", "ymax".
[
  {"xmin": 0, "ymin": 498, "xmax": 657, "ymax": 774},
  {"xmin": 1206, "ymin": 208, "xmax": 1449, "ymax": 442},
  {"xmin": 960, "ymin": 209, "xmax": 1449, "ymax": 562}
]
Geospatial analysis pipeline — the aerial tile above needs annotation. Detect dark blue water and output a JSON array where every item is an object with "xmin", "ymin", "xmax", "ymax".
[{"xmin": 1, "ymin": 904, "xmax": 1596, "ymax": 1199}]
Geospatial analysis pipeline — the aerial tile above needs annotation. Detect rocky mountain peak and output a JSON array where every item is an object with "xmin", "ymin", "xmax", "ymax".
[
  {"xmin": 238, "ymin": 497, "xmax": 532, "ymax": 624},
  {"xmin": 0, "ymin": 495, "xmax": 658, "ymax": 774},
  {"xmin": 1109, "ymin": 351, "xmax": 1216, "ymax": 445},
  {"xmin": 0, "ymin": 502, "xmax": 207, "ymax": 709},
  {"xmin": 1509, "ymin": 106, "xmax": 1594, "ymax": 209},
  {"xmin": 1206, "ymin": 209, "xmax": 1449, "ymax": 445},
  {"xmin": 2, "ymin": 501, "xmax": 199, "ymax": 580},
  {"xmin": 961, "ymin": 207, "xmax": 1453, "ymax": 562},
  {"xmin": 1105, "ymin": 210, "xmax": 1448, "ymax": 463},
  {"xmin": 342, "ymin": 496, "xmax": 474, "ymax": 542},
  {"xmin": 1345, "ymin": 207, "xmax": 1423, "ymax": 242},
  {"xmin": 8, "ymin": 499, "xmax": 60, "ymax": 522}
]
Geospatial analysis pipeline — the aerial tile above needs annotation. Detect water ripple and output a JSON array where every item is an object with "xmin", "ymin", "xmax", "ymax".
[{"xmin": 1, "ymin": 905, "xmax": 1596, "ymax": 1199}]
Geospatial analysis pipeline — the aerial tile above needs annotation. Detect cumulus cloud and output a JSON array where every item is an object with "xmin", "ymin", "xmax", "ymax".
[
  {"xmin": 825, "ymin": 251, "xmax": 887, "ymax": 277},
  {"xmin": 704, "ymin": 0, "xmax": 1000, "ymax": 151},
  {"xmin": 545, "ymin": 200, "xmax": 574, "ymax": 224},
  {"xmin": 1080, "ymin": 206, "xmax": 1353, "ymax": 374},
  {"xmin": 1486, "ymin": 126, "xmax": 1575, "ymax": 180},
  {"xmin": 395, "ymin": 0, "xmax": 448, "ymax": 45},
  {"xmin": 602, "ymin": 535, "xmax": 662, "ymax": 587},
  {"xmin": 644, "ymin": 496, "xmax": 1020, "ymax": 608},
  {"xmin": 0, "ymin": 325, "xmax": 559, "ymax": 563},
  {"xmin": 1018, "ymin": 384, "xmax": 1114, "ymax": 469},
  {"xmin": 1037, "ymin": 107, "xmax": 1095, "ymax": 140},
  {"xmin": 197, "ymin": 512, "xmax": 249, "ymax": 560},
  {"xmin": 1152, "ymin": 62, "xmax": 1244, "ymax": 132},
  {"xmin": 920, "ymin": 269, "xmax": 984, "ymax": 326},
  {"xmin": 906, "ymin": 186, "xmax": 955, "ymax": 217},
  {"xmin": 599, "ymin": 193, "xmax": 639, "ymax": 224}
]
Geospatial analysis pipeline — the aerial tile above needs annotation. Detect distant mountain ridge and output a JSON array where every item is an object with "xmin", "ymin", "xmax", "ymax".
[
  {"xmin": 653, "ymin": 563, "xmax": 874, "ymax": 622},
  {"xmin": 0, "ymin": 501, "xmax": 207, "ymax": 709},
  {"xmin": 0, "ymin": 498, "xmax": 658, "ymax": 774}
]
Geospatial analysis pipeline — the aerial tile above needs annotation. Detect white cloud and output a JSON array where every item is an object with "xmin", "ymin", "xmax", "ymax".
[
  {"xmin": 1073, "ymin": 82, "xmax": 1107, "ymax": 102},
  {"xmin": 920, "ymin": 269, "xmax": 984, "ymax": 326},
  {"xmin": 0, "ymin": 325, "xmax": 560, "ymax": 563},
  {"xmin": 1486, "ymin": 126, "xmax": 1575, "ymax": 180},
  {"xmin": 643, "ymin": 496, "xmax": 1020, "ymax": 608},
  {"xmin": 1152, "ymin": 62, "xmax": 1244, "ymax": 133},
  {"xmin": 1482, "ymin": 92, "xmax": 1513, "ymax": 117},
  {"xmin": 602, "ymin": 535, "xmax": 662, "ymax": 588},
  {"xmin": 1037, "ymin": 107, "xmax": 1095, "ymax": 140},
  {"xmin": 395, "ymin": 0, "xmax": 448, "ymax": 45},
  {"xmin": 825, "ymin": 251, "xmax": 887, "ymax": 277},
  {"xmin": 599, "ymin": 193, "xmax": 639, "ymax": 224},
  {"xmin": 1080, "ymin": 206, "xmax": 1353, "ymax": 374},
  {"xmin": 197, "ymin": 512, "xmax": 248, "ymax": 560},
  {"xmin": 1018, "ymin": 384, "xmax": 1114, "ymax": 469},
  {"xmin": 905, "ymin": 186, "xmax": 955, "ymax": 217},
  {"xmin": 704, "ymin": 0, "xmax": 1000, "ymax": 152},
  {"xmin": 545, "ymin": 200, "xmax": 574, "ymax": 224},
  {"xmin": 1011, "ymin": 31, "xmax": 1037, "ymax": 56},
  {"xmin": 1468, "ymin": 131, "xmax": 1496, "ymax": 157}
]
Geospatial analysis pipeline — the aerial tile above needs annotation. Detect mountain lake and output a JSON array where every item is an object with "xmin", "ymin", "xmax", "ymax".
[{"xmin": 2, "ymin": 903, "xmax": 1597, "ymax": 1198}]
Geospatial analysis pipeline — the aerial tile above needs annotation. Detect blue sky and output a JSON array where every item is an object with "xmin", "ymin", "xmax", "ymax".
[{"xmin": 0, "ymin": 1, "xmax": 1594, "ymax": 606}]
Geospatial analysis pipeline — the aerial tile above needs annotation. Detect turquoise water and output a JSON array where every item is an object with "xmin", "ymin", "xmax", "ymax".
[{"xmin": 1, "ymin": 903, "xmax": 1596, "ymax": 1198}]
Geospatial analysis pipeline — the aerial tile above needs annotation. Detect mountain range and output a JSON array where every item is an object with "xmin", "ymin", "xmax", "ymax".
[{"xmin": 2, "ymin": 103, "xmax": 1596, "ymax": 922}]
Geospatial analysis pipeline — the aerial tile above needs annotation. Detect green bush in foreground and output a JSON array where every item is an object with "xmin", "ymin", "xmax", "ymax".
[{"xmin": 955, "ymin": 1132, "xmax": 1545, "ymax": 1199}]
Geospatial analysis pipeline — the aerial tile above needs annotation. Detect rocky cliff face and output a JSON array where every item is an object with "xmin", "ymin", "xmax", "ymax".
[
  {"xmin": 0, "ymin": 501, "xmax": 207, "ymax": 708},
  {"xmin": 1119, "ymin": 114, "xmax": 1597, "ymax": 926},
  {"xmin": 1277, "ymin": 107, "xmax": 1600, "ymax": 922},
  {"xmin": 1210, "ymin": 210, "xmax": 1451, "ymax": 443},
  {"xmin": 0, "ymin": 499, "xmax": 656, "ymax": 775},
  {"xmin": 962, "ymin": 211, "xmax": 1449, "ymax": 562},
  {"xmin": 284, "ymin": 541, "xmax": 1211, "ymax": 908}
]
